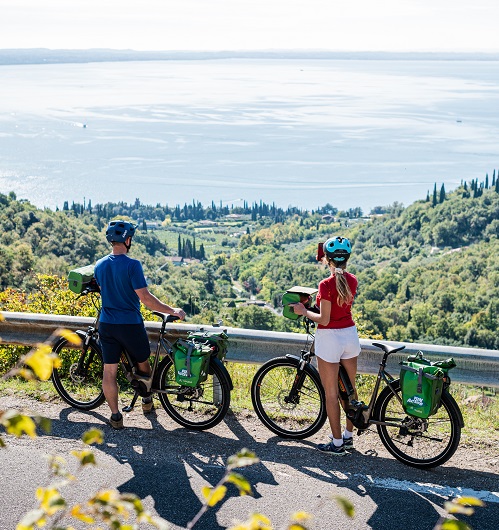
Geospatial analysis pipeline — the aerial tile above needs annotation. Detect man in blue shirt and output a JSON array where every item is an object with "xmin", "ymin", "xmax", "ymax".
[{"xmin": 95, "ymin": 220, "xmax": 186, "ymax": 429}]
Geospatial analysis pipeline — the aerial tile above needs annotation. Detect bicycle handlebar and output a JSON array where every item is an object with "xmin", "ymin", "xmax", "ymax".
[{"xmin": 152, "ymin": 311, "xmax": 180, "ymax": 323}]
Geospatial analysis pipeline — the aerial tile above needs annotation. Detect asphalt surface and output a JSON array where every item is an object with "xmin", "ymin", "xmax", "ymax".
[{"xmin": 0, "ymin": 395, "xmax": 498, "ymax": 530}]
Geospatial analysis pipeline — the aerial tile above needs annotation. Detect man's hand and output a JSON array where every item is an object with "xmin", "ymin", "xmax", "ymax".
[{"xmin": 172, "ymin": 308, "xmax": 186, "ymax": 320}]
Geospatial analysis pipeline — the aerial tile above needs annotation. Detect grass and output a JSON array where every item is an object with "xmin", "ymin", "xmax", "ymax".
[{"xmin": 1, "ymin": 363, "xmax": 497, "ymax": 444}]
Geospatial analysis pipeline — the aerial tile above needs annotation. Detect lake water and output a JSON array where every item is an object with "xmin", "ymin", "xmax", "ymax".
[{"xmin": 1, "ymin": 58, "xmax": 498, "ymax": 213}]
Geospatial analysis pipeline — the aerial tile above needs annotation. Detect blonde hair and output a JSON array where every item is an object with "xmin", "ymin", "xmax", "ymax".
[{"xmin": 326, "ymin": 257, "xmax": 353, "ymax": 306}]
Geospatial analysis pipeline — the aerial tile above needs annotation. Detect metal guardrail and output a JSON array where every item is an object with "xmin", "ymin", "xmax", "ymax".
[{"xmin": 1, "ymin": 311, "xmax": 498, "ymax": 387}]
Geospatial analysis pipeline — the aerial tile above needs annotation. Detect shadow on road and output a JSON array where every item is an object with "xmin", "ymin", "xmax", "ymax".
[{"xmin": 43, "ymin": 406, "xmax": 498, "ymax": 530}]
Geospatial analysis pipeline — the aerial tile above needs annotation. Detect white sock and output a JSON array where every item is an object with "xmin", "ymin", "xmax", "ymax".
[
  {"xmin": 343, "ymin": 429, "xmax": 353, "ymax": 439},
  {"xmin": 332, "ymin": 437, "xmax": 344, "ymax": 447}
]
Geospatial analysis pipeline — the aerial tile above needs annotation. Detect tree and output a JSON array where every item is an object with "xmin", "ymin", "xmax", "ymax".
[
  {"xmin": 432, "ymin": 183, "xmax": 437, "ymax": 206},
  {"xmin": 439, "ymin": 184, "xmax": 446, "ymax": 203},
  {"xmin": 232, "ymin": 304, "xmax": 276, "ymax": 330}
]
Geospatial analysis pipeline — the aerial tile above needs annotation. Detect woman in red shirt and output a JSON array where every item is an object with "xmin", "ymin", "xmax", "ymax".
[{"xmin": 292, "ymin": 236, "xmax": 360, "ymax": 455}]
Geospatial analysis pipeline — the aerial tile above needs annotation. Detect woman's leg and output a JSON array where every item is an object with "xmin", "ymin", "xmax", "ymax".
[
  {"xmin": 339, "ymin": 356, "xmax": 358, "ymax": 432},
  {"xmin": 317, "ymin": 357, "xmax": 342, "ymax": 440}
]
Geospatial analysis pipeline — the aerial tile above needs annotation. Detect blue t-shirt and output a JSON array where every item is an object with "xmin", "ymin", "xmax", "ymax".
[{"xmin": 94, "ymin": 254, "xmax": 148, "ymax": 324}]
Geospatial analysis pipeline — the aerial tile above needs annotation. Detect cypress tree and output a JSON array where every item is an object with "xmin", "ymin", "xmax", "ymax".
[
  {"xmin": 432, "ymin": 183, "xmax": 437, "ymax": 206},
  {"xmin": 178, "ymin": 235, "xmax": 182, "ymax": 256},
  {"xmin": 439, "ymin": 184, "xmax": 446, "ymax": 203},
  {"xmin": 485, "ymin": 173, "xmax": 489, "ymax": 189}
]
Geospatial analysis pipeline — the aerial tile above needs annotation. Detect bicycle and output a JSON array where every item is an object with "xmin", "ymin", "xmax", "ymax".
[
  {"xmin": 51, "ymin": 282, "xmax": 233, "ymax": 430},
  {"xmin": 251, "ymin": 316, "xmax": 464, "ymax": 469}
]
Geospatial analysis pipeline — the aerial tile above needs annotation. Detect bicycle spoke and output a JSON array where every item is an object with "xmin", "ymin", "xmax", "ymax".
[
  {"xmin": 158, "ymin": 359, "xmax": 230, "ymax": 430},
  {"xmin": 375, "ymin": 381, "xmax": 461, "ymax": 468},
  {"xmin": 251, "ymin": 358, "xmax": 326, "ymax": 439}
]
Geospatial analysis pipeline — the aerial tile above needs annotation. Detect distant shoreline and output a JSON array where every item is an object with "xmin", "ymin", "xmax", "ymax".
[{"xmin": 1, "ymin": 48, "xmax": 499, "ymax": 66}]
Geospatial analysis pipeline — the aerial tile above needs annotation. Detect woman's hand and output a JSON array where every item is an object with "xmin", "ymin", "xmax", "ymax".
[{"xmin": 290, "ymin": 302, "xmax": 307, "ymax": 316}]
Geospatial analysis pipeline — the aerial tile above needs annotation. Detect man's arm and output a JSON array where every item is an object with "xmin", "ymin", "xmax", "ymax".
[{"xmin": 135, "ymin": 287, "xmax": 186, "ymax": 320}]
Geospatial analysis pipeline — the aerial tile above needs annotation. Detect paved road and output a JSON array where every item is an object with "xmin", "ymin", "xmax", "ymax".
[{"xmin": 1, "ymin": 396, "xmax": 498, "ymax": 530}]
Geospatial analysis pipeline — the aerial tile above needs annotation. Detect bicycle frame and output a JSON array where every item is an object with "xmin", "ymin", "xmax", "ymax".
[
  {"xmin": 291, "ymin": 318, "xmax": 406, "ymax": 432},
  {"xmin": 251, "ymin": 315, "xmax": 463, "ymax": 467}
]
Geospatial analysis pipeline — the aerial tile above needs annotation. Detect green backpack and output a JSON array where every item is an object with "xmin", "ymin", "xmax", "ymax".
[
  {"xmin": 173, "ymin": 339, "xmax": 211, "ymax": 387},
  {"xmin": 187, "ymin": 329, "xmax": 229, "ymax": 361},
  {"xmin": 400, "ymin": 353, "xmax": 456, "ymax": 419},
  {"xmin": 68, "ymin": 265, "xmax": 95, "ymax": 294},
  {"xmin": 282, "ymin": 286, "xmax": 318, "ymax": 320}
]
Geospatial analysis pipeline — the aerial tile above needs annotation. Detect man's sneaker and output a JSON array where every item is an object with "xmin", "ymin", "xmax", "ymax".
[
  {"xmin": 109, "ymin": 413, "xmax": 124, "ymax": 430},
  {"xmin": 142, "ymin": 399, "xmax": 154, "ymax": 413},
  {"xmin": 343, "ymin": 436, "xmax": 354, "ymax": 448},
  {"xmin": 317, "ymin": 441, "xmax": 347, "ymax": 456}
]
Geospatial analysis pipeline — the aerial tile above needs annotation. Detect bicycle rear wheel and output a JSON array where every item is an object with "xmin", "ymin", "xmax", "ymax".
[
  {"xmin": 51, "ymin": 333, "xmax": 106, "ymax": 410},
  {"xmin": 374, "ymin": 380, "xmax": 462, "ymax": 469},
  {"xmin": 157, "ymin": 358, "xmax": 230, "ymax": 430},
  {"xmin": 251, "ymin": 357, "xmax": 327, "ymax": 439}
]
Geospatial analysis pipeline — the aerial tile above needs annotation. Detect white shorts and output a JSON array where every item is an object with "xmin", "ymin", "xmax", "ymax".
[{"xmin": 314, "ymin": 326, "xmax": 361, "ymax": 363}]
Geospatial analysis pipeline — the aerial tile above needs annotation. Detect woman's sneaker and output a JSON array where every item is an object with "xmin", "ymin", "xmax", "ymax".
[
  {"xmin": 328, "ymin": 433, "xmax": 354, "ymax": 448},
  {"xmin": 317, "ymin": 441, "xmax": 347, "ymax": 455},
  {"xmin": 343, "ymin": 436, "xmax": 354, "ymax": 448}
]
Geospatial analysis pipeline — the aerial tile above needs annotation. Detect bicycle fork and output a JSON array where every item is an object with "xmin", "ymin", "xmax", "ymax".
[{"xmin": 285, "ymin": 358, "xmax": 309, "ymax": 405}]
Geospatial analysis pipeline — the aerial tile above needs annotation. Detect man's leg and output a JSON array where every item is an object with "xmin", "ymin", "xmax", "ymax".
[
  {"xmin": 136, "ymin": 359, "xmax": 152, "ymax": 377},
  {"xmin": 103, "ymin": 363, "xmax": 120, "ymax": 414}
]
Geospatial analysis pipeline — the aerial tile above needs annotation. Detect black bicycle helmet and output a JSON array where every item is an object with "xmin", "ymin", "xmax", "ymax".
[
  {"xmin": 105, "ymin": 220, "xmax": 138, "ymax": 243},
  {"xmin": 323, "ymin": 236, "xmax": 352, "ymax": 263}
]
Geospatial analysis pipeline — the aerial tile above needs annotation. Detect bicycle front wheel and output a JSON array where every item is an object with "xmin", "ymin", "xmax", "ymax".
[
  {"xmin": 51, "ymin": 334, "xmax": 106, "ymax": 410},
  {"xmin": 374, "ymin": 380, "xmax": 462, "ymax": 469},
  {"xmin": 251, "ymin": 357, "xmax": 327, "ymax": 439},
  {"xmin": 157, "ymin": 358, "xmax": 231, "ymax": 430}
]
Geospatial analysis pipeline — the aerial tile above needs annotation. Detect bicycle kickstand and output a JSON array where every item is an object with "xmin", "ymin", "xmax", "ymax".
[{"xmin": 122, "ymin": 392, "xmax": 140, "ymax": 413}]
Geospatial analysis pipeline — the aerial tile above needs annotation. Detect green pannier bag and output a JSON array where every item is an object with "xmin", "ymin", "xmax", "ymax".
[
  {"xmin": 173, "ymin": 339, "xmax": 211, "ymax": 387},
  {"xmin": 400, "ymin": 361, "xmax": 445, "ymax": 418},
  {"xmin": 68, "ymin": 265, "xmax": 95, "ymax": 294},
  {"xmin": 187, "ymin": 329, "xmax": 229, "ymax": 361},
  {"xmin": 282, "ymin": 286, "xmax": 318, "ymax": 320}
]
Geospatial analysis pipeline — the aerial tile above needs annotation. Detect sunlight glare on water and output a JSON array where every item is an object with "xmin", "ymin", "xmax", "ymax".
[{"xmin": 0, "ymin": 58, "xmax": 498, "ymax": 212}]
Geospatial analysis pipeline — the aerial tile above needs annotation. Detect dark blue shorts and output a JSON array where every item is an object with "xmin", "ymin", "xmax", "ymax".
[{"xmin": 98, "ymin": 322, "xmax": 151, "ymax": 365}]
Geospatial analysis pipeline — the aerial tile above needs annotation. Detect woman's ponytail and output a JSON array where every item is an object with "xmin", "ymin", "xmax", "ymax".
[{"xmin": 328, "ymin": 259, "xmax": 353, "ymax": 306}]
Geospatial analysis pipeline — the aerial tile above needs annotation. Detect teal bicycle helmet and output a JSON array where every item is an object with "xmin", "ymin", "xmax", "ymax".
[
  {"xmin": 105, "ymin": 220, "xmax": 138, "ymax": 243},
  {"xmin": 323, "ymin": 236, "xmax": 352, "ymax": 263}
]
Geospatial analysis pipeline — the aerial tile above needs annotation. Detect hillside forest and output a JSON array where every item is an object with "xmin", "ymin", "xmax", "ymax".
[{"xmin": 0, "ymin": 172, "xmax": 498, "ymax": 350}]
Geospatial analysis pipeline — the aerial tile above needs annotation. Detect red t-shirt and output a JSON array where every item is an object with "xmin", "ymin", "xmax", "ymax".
[{"xmin": 316, "ymin": 272, "xmax": 358, "ymax": 329}]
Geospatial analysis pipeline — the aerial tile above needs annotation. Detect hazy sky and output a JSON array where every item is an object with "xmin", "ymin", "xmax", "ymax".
[{"xmin": 1, "ymin": 0, "xmax": 498, "ymax": 52}]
